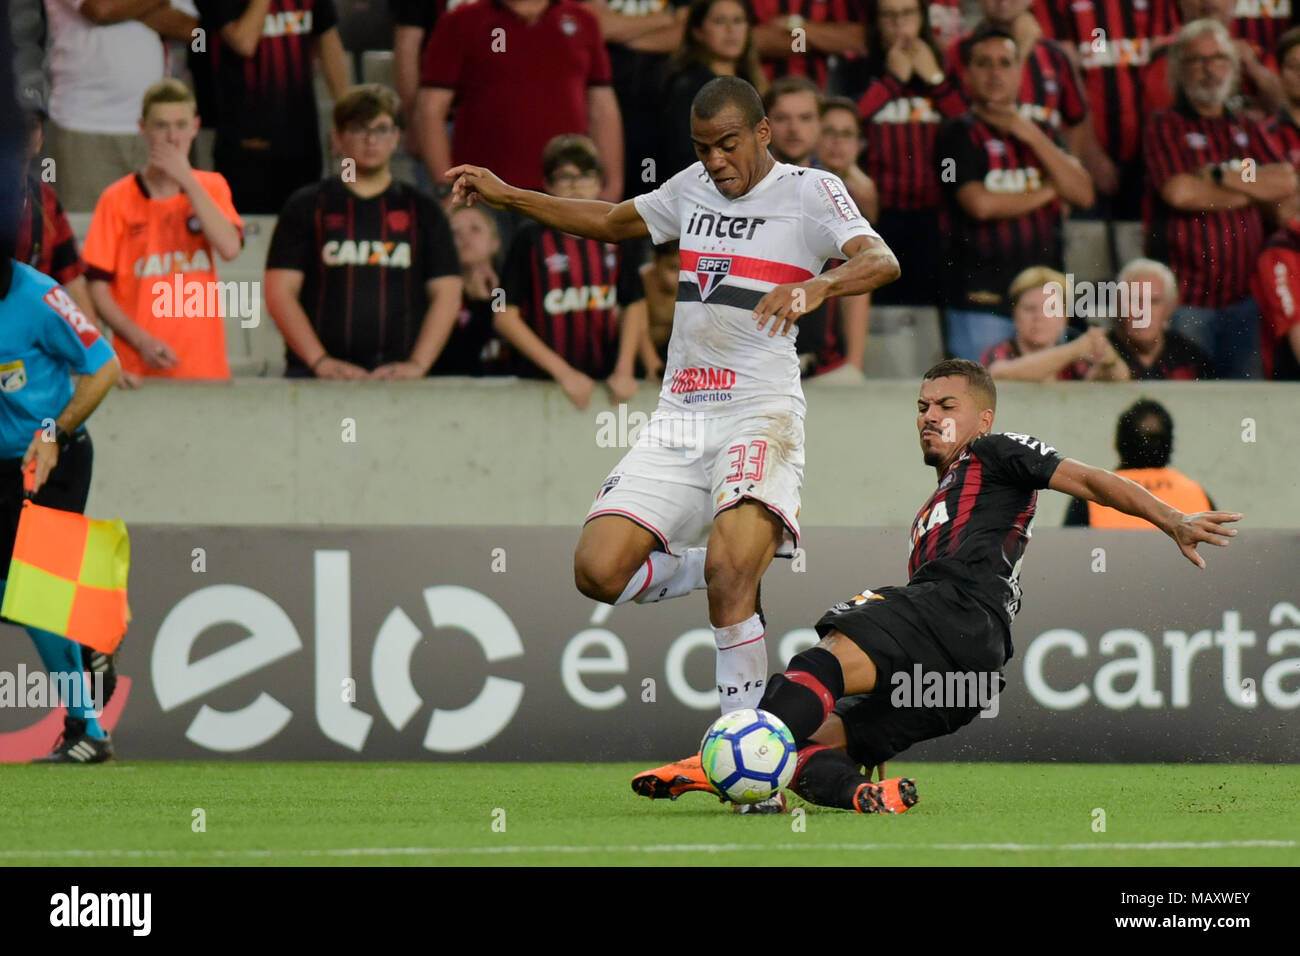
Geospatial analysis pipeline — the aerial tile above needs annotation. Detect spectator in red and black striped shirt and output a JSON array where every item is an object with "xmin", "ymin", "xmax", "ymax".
[
  {"xmin": 1266, "ymin": 26, "xmax": 1300, "ymax": 222},
  {"xmin": 1166, "ymin": 0, "xmax": 1300, "ymax": 55},
  {"xmin": 207, "ymin": 0, "xmax": 350, "ymax": 214},
  {"xmin": 10, "ymin": 95, "xmax": 129, "ymax": 387},
  {"xmin": 1251, "ymin": 216, "xmax": 1300, "ymax": 378},
  {"xmin": 856, "ymin": 0, "xmax": 966, "ymax": 305},
  {"xmin": 750, "ymin": 0, "xmax": 864, "ymax": 93},
  {"xmin": 1142, "ymin": 0, "xmax": 1283, "ymax": 118},
  {"xmin": 948, "ymin": 0, "xmax": 1108, "ymax": 202},
  {"xmin": 1034, "ymin": 0, "xmax": 1179, "ymax": 218},
  {"xmin": 14, "ymin": 104, "xmax": 90, "ymax": 299},
  {"xmin": 937, "ymin": 26, "xmax": 1095, "ymax": 361},
  {"xmin": 494, "ymin": 135, "xmax": 646, "ymax": 409},
  {"xmin": 1143, "ymin": 18, "xmax": 1297, "ymax": 378}
]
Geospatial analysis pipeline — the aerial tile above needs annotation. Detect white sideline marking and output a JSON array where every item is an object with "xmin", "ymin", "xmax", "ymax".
[{"xmin": 0, "ymin": 839, "xmax": 1294, "ymax": 860}]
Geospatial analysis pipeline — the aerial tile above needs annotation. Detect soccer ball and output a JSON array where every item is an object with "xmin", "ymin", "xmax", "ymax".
[{"xmin": 699, "ymin": 708, "xmax": 797, "ymax": 804}]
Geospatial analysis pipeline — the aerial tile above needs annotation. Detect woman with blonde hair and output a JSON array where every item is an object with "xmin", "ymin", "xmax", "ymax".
[{"xmin": 981, "ymin": 266, "xmax": 1130, "ymax": 382}]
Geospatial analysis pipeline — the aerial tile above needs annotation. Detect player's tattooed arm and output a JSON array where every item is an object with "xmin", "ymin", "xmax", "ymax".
[
  {"xmin": 1048, "ymin": 459, "xmax": 1242, "ymax": 568},
  {"xmin": 445, "ymin": 165, "xmax": 650, "ymax": 243}
]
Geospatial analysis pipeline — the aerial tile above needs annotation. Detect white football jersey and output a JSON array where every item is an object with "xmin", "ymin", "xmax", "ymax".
[{"xmin": 634, "ymin": 160, "xmax": 879, "ymax": 417}]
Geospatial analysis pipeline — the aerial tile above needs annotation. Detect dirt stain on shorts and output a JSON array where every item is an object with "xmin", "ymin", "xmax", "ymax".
[{"xmin": 760, "ymin": 411, "xmax": 803, "ymax": 466}]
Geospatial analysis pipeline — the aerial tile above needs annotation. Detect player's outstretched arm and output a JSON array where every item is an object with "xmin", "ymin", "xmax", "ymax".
[
  {"xmin": 1048, "ymin": 459, "xmax": 1242, "ymax": 569},
  {"xmin": 446, "ymin": 165, "xmax": 650, "ymax": 243}
]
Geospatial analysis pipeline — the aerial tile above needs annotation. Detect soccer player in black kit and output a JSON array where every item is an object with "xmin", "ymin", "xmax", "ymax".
[{"xmin": 634, "ymin": 359, "xmax": 1243, "ymax": 813}]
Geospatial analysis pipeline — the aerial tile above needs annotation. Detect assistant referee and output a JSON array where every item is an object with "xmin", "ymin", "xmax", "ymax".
[{"xmin": 0, "ymin": 256, "xmax": 120, "ymax": 762}]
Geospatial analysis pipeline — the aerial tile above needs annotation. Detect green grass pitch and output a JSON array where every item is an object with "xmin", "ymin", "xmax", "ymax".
[{"xmin": 1, "ymin": 762, "xmax": 1297, "ymax": 866}]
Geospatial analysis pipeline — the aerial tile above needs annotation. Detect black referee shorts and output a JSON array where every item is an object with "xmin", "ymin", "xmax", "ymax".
[
  {"xmin": 0, "ymin": 430, "xmax": 94, "ymax": 573},
  {"xmin": 814, "ymin": 578, "xmax": 1006, "ymax": 768}
]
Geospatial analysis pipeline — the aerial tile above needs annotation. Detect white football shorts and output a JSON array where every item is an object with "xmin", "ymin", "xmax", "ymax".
[{"xmin": 584, "ymin": 405, "xmax": 804, "ymax": 556}]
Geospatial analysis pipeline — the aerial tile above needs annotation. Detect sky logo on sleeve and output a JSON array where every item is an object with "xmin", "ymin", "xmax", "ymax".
[{"xmin": 695, "ymin": 256, "xmax": 731, "ymax": 300}]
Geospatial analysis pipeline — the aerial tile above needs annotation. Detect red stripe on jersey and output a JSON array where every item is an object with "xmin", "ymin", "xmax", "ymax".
[
  {"xmin": 313, "ymin": 201, "xmax": 327, "ymax": 329},
  {"xmin": 345, "ymin": 194, "xmax": 355, "ymax": 356},
  {"xmin": 539, "ymin": 230, "xmax": 565, "ymax": 359},
  {"xmin": 378, "ymin": 196, "xmax": 388, "ymax": 349},
  {"xmin": 1001, "ymin": 498, "xmax": 1037, "ymax": 572},
  {"xmin": 587, "ymin": 236, "xmax": 607, "ymax": 373},
  {"xmin": 678, "ymin": 249, "xmax": 814, "ymax": 285},
  {"xmin": 947, "ymin": 454, "xmax": 984, "ymax": 550}
]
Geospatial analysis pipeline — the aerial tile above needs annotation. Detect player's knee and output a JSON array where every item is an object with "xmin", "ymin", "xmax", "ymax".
[
  {"xmin": 703, "ymin": 556, "xmax": 754, "ymax": 606},
  {"xmin": 573, "ymin": 549, "xmax": 629, "ymax": 604}
]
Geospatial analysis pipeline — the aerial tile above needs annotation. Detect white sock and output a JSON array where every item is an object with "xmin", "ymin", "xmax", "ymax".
[
  {"xmin": 714, "ymin": 613, "xmax": 767, "ymax": 713},
  {"xmin": 614, "ymin": 548, "xmax": 707, "ymax": 605}
]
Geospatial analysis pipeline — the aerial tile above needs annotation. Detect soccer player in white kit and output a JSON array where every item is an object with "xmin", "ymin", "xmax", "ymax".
[{"xmin": 448, "ymin": 77, "xmax": 900, "ymax": 718}]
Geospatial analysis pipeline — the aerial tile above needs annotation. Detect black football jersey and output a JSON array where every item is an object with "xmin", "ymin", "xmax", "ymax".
[{"xmin": 907, "ymin": 432, "xmax": 1064, "ymax": 642}]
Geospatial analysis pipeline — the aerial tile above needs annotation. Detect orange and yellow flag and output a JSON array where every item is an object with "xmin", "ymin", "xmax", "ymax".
[{"xmin": 1, "ymin": 456, "xmax": 129, "ymax": 653}]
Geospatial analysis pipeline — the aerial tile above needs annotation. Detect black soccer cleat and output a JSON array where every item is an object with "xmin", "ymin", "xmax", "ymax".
[
  {"xmin": 853, "ymin": 777, "xmax": 919, "ymax": 814},
  {"xmin": 31, "ymin": 716, "xmax": 115, "ymax": 764},
  {"xmin": 82, "ymin": 642, "xmax": 119, "ymax": 708}
]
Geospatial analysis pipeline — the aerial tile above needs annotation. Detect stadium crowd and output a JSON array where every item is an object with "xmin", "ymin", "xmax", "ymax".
[{"xmin": 10, "ymin": 0, "xmax": 1300, "ymax": 399}]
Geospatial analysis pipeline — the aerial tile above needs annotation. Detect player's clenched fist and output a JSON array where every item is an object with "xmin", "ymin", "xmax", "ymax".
[
  {"xmin": 446, "ymin": 165, "xmax": 514, "ymax": 210},
  {"xmin": 753, "ymin": 279, "xmax": 830, "ymax": 338}
]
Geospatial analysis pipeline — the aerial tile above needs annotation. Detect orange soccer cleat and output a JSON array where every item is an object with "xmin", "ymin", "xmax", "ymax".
[
  {"xmin": 852, "ymin": 777, "xmax": 920, "ymax": 814},
  {"xmin": 631, "ymin": 753, "xmax": 720, "ymax": 801}
]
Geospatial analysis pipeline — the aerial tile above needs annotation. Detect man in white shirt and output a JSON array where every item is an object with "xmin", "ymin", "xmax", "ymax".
[
  {"xmin": 42, "ymin": 0, "xmax": 198, "ymax": 211},
  {"xmin": 449, "ymin": 77, "xmax": 900, "ymax": 755}
]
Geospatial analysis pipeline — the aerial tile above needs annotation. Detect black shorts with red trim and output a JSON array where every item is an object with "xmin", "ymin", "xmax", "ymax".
[{"xmin": 815, "ymin": 578, "xmax": 1006, "ymax": 767}]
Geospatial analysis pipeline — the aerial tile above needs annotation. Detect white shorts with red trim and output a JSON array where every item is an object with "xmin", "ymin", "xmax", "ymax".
[{"xmin": 585, "ymin": 405, "xmax": 804, "ymax": 557}]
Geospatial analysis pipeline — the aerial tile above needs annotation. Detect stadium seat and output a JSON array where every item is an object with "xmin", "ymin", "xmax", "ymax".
[{"xmin": 865, "ymin": 306, "xmax": 945, "ymax": 379}]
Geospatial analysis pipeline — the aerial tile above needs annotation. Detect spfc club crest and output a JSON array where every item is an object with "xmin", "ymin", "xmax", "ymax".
[
  {"xmin": 596, "ymin": 474, "xmax": 621, "ymax": 500},
  {"xmin": 695, "ymin": 255, "xmax": 731, "ymax": 300}
]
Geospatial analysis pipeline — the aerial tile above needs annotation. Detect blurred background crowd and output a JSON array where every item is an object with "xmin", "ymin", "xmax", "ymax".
[{"xmin": 8, "ymin": 0, "xmax": 1300, "ymax": 403}]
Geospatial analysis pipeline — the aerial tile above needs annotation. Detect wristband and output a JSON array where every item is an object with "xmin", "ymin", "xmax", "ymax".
[
  {"xmin": 311, "ymin": 354, "xmax": 329, "ymax": 371},
  {"xmin": 1211, "ymin": 163, "xmax": 1224, "ymax": 186}
]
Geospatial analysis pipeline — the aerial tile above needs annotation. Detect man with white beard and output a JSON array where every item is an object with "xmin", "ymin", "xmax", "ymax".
[{"xmin": 1142, "ymin": 18, "xmax": 1297, "ymax": 379}]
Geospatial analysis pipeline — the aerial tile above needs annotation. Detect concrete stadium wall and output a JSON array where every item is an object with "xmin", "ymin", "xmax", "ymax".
[{"xmin": 84, "ymin": 379, "xmax": 1299, "ymax": 528}]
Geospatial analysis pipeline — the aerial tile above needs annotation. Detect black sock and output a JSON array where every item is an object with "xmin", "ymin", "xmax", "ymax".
[
  {"xmin": 757, "ymin": 647, "xmax": 845, "ymax": 744},
  {"xmin": 790, "ymin": 746, "xmax": 864, "ymax": 810}
]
